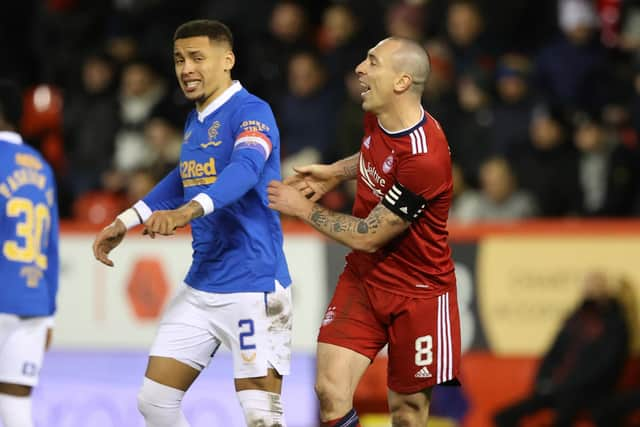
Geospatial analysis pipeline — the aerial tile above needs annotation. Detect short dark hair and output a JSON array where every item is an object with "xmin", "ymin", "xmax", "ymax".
[
  {"xmin": 173, "ymin": 19, "xmax": 233, "ymax": 49},
  {"xmin": 0, "ymin": 80, "xmax": 22, "ymax": 129}
]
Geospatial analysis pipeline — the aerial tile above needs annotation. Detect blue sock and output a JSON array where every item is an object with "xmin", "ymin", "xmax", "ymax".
[{"xmin": 325, "ymin": 408, "xmax": 360, "ymax": 427}]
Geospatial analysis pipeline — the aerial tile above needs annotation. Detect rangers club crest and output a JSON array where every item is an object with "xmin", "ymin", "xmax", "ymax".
[{"xmin": 382, "ymin": 154, "xmax": 394, "ymax": 173}]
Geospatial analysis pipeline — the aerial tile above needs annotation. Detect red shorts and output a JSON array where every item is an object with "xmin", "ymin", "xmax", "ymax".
[{"xmin": 318, "ymin": 266, "xmax": 461, "ymax": 394}]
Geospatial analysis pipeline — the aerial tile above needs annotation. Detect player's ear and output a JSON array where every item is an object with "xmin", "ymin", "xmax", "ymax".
[
  {"xmin": 394, "ymin": 73, "xmax": 412, "ymax": 93},
  {"xmin": 224, "ymin": 50, "xmax": 235, "ymax": 72}
]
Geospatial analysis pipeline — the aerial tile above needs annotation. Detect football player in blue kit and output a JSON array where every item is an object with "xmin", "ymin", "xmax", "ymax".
[
  {"xmin": 0, "ymin": 80, "xmax": 60, "ymax": 427},
  {"xmin": 93, "ymin": 20, "xmax": 292, "ymax": 427}
]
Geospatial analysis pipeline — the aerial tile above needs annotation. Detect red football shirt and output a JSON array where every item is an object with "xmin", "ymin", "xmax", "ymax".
[{"xmin": 345, "ymin": 110, "xmax": 456, "ymax": 297}]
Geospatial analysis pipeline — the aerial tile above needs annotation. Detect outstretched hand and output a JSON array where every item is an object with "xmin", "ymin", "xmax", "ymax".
[
  {"xmin": 93, "ymin": 219, "xmax": 127, "ymax": 267},
  {"xmin": 268, "ymin": 180, "xmax": 314, "ymax": 218},
  {"xmin": 283, "ymin": 164, "xmax": 341, "ymax": 202}
]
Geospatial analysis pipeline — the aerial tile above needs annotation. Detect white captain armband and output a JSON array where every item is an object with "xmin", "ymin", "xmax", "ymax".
[
  {"xmin": 382, "ymin": 182, "xmax": 427, "ymax": 222},
  {"xmin": 116, "ymin": 207, "xmax": 143, "ymax": 230}
]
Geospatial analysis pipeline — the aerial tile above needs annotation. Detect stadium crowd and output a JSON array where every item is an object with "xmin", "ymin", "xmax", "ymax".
[{"xmin": 2, "ymin": 0, "xmax": 640, "ymax": 220}]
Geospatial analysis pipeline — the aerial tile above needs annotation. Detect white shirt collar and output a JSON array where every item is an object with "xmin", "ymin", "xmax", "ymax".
[
  {"xmin": 197, "ymin": 81, "xmax": 243, "ymax": 122},
  {"xmin": 0, "ymin": 131, "xmax": 23, "ymax": 144},
  {"xmin": 377, "ymin": 106, "xmax": 425, "ymax": 135}
]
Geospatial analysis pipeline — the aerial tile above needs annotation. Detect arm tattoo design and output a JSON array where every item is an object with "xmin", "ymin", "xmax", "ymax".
[
  {"xmin": 336, "ymin": 152, "xmax": 360, "ymax": 181},
  {"xmin": 343, "ymin": 161, "xmax": 358, "ymax": 180},
  {"xmin": 308, "ymin": 203, "xmax": 402, "ymax": 236}
]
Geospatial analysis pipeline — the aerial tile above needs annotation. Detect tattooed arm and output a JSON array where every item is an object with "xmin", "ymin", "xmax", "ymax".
[
  {"xmin": 305, "ymin": 202, "xmax": 410, "ymax": 252},
  {"xmin": 332, "ymin": 152, "xmax": 360, "ymax": 181},
  {"xmin": 267, "ymin": 180, "xmax": 410, "ymax": 252},
  {"xmin": 284, "ymin": 152, "xmax": 360, "ymax": 202}
]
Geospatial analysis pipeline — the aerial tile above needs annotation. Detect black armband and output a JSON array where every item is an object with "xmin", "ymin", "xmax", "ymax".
[{"xmin": 382, "ymin": 182, "xmax": 427, "ymax": 222}]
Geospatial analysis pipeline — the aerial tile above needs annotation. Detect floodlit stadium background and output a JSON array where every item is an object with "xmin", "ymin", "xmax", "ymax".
[{"xmin": 2, "ymin": 1, "xmax": 640, "ymax": 426}]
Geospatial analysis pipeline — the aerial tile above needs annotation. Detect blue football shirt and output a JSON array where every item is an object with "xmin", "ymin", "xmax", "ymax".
[
  {"xmin": 137, "ymin": 82, "xmax": 291, "ymax": 293},
  {"xmin": 0, "ymin": 131, "xmax": 59, "ymax": 316}
]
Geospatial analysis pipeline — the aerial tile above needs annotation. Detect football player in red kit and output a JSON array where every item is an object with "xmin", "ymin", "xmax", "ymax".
[{"xmin": 268, "ymin": 37, "xmax": 460, "ymax": 427}]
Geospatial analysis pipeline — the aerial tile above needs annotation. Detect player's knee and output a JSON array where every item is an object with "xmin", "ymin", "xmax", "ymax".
[
  {"xmin": 237, "ymin": 389, "xmax": 285, "ymax": 427},
  {"xmin": 314, "ymin": 376, "xmax": 350, "ymax": 412},
  {"xmin": 136, "ymin": 377, "xmax": 186, "ymax": 423},
  {"xmin": 389, "ymin": 399, "xmax": 429, "ymax": 427}
]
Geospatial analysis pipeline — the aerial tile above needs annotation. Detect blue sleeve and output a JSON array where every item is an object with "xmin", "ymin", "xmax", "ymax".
[
  {"xmin": 205, "ymin": 148, "xmax": 265, "ymax": 209},
  {"xmin": 46, "ymin": 179, "xmax": 59, "ymax": 316},
  {"xmin": 197, "ymin": 101, "xmax": 277, "ymax": 211},
  {"xmin": 142, "ymin": 167, "xmax": 184, "ymax": 211}
]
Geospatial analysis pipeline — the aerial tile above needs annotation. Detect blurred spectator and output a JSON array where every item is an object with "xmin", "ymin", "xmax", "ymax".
[
  {"xmin": 385, "ymin": 1, "xmax": 426, "ymax": 41},
  {"xmin": 327, "ymin": 72, "xmax": 365, "ymax": 163},
  {"xmin": 318, "ymin": 3, "xmax": 368, "ymax": 90},
  {"xmin": 449, "ymin": 162, "xmax": 474, "ymax": 220},
  {"xmin": 508, "ymin": 106, "xmax": 582, "ymax": 216},
  {"xmin": 573, "ymin": 112, "xmax": 640, "ymax": 216},
  {"xmin": 494, "ymin": 271, "xmax": 630, "ymax": 427},
  {"xmin": 106, "ymin": 0, "xmax": 201, "ymax": 77},
  {"xmin": 447, "ymin": 65, "xmax": 494, "ymax": 188},
  {"xmin": 279, "ymin": 51, "xmax": 338, "ymax": 177},
  {"xmin": 491, "ymin": 53, "xmax": 536, "ymax": 155},
  {"xmin": 143, "ymin": 100, "xmax": 185, "ymax": 181},
  {"xmin": 591, "ymin": 276, "xmax": 640, "ymax": 427},
  {"xmin": 620, "ymin": 1, "xmax": 640, "ymax": 54},
  {"xmin": 451, "ymin": 157, "xmax": 537, "ymax": 222},
  {"xmin": 445, "ymin": 0, "xmax": 495, "ymax": 75},
  {"xmin": 125, "ymin": 168, "xmax": 157, "ymax": 207},
  {"xmin": 111, "ymin": 59, "xmax": 166, "ymax": 177},
  {"xmin": 422, "ymin": 38, "xmax": 457, "ymax": 132},
  {"xmin": 63, "ymin": 51, "xmax": 119, "ymax": 197},
  {"xmin": 535, "ymin": 0, "xmax": 611, "ymax": 114},
  {"xmin": 243, "ymin": 0, "xmax": 313, "ymax": 111},
  {"xmin": 33, "ymin": 0, "xmax": 112, "ymax": 86}
]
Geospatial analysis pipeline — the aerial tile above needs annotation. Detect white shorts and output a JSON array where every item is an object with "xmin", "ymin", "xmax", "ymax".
[
  {"xmin": 0, "ymin": 314, "xmax": 49, "ymax": 387},
  {"xmin": 150, "ymin": 281, "xmax": 292, "ymax": 379}
]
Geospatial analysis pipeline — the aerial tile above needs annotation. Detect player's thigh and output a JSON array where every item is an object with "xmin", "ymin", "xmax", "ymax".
[
  {"xmin": 317, "ymin": 267, "xmax": 387, "ymax": 361},
  {"xmin": 234, "ymin": 281, "xmax": 292, "ymax": 393},
  {"xmin": 387, "ymin": 291, "xmax": 461, "ymax": 394},
  {"xmin": 221, "ymin": 283, "xmax": 292, "ymax": 384},
  {"xmin": 147, "ymin": 284, "xmax": 221, "ymax": 390},
  {"xmin": 0, "ymin": 314, "xmax": 48, "ymax": 391}
]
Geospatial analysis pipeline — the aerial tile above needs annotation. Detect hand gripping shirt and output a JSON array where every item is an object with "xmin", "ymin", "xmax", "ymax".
[
  {"xmin": 0, "ymin": 132, "xmax": 59, "ymax": 316},
  {"xmin": 137, "ymin": 82, "xmax": 291, "ymax": 293},
  {"xmin": 346, "ymin": 111, "xmax": 456, "ymax": 297}
]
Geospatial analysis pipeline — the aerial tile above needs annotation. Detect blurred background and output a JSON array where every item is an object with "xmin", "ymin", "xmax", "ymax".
[{"xmin": 3, "ymin": 0, "xmax": 640, "ymax": 426}]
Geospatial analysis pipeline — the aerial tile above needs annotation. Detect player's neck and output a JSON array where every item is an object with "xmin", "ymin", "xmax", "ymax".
[
  {"xmin": 196, "ymin": 79, "xmax": 234, "ymax": 112},
  {"xmin": 376, "ymin": 102, "xmax": 423, "ymax": 133}
]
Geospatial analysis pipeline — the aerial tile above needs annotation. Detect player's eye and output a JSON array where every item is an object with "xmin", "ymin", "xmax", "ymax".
[{"xmin": 194, "ymin": 57, "xmax": 204, "ymax": 62}]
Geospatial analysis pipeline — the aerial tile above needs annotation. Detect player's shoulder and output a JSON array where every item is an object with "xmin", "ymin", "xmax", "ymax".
[
  {"xmin": 397, "ymin": 111, "xmax": 449, "ymax": 159},
  {"xmin": 230, "ymin": 88, "xmax": 278, "ymax": 135},
  {"xmin": 0, "ymin": 135, "xmax": 53, "ymax": 174}
]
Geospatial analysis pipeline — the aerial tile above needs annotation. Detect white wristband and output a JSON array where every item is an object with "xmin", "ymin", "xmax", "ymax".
[{"xmin": 116, "ymin": 208, "xmax": 142, "ymax": 230}]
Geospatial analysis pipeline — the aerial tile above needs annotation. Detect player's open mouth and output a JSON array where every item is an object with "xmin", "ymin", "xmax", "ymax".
[
  {"xmin": 183, "ymin": 80, "xmax": 201, "ymax": 92},
  {"xmin": 360, "ymin": 81, "xmax": 371, "ymax": 97}
]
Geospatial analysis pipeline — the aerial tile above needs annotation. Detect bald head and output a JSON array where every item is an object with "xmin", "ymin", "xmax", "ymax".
[{"xmin": 386, "ymin": 37, "xmax": 430, "ymax": 94}]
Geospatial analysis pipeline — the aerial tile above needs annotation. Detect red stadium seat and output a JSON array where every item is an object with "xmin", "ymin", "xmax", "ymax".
[
  {"xmin": 21, "ymin": 84, "xmax": 66, "ymax": 173},
  {"xmin": 72, "ymin": 191, "xmax": 127, "ymax": 226}
]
